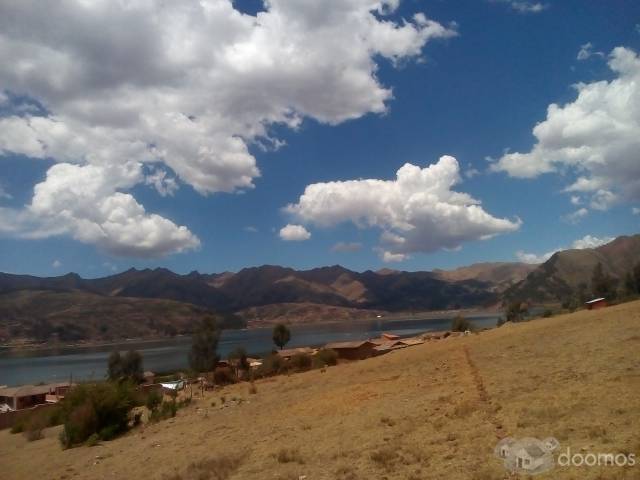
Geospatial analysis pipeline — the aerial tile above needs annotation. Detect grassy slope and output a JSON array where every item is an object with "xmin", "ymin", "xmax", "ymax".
[{"xmin": 2, "ymin": 301, "xmax": 640, "ymax": 479}]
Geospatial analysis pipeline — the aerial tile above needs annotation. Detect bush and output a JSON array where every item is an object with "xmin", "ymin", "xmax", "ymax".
[
  {"xmin": 257, "ymin": 354, "xmax": 286, "ymax": 377},
  {"xmin": 451, "ymin": 315, "xmax": 472, "ymax": 332},
  {"xmin": 214, "ymin": 367, "xmax": 237, "ymax": 385},
  {"xmin": 23, "ymin": 410, "xmax": 51, "ymax": 442},
  {"xmin": 145, "ymin": 390, "xmax": 162, "ymax": 412},
  {"xmin": 542, "ymin": 309, "xmax": 553, "ymax": 318},
  {"xmin": 58, "ymin": 382, "xmax": 136, "ymax": 448},
  {"xmin": 314, "ymin": 348, "xmax": 338, "ymax": 367},
  {"xmin": 149, "ymin": 400, "xmax": 178, "ymax": 423},
  {"xmin": 10, "ymin": 420, "xmax": 25, "ymax": 434},
  {"xmin": 290, "ymin": 353, "xmax": 312, "ymax": 371}
]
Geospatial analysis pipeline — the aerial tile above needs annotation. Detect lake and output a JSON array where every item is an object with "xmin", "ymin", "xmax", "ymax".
[{"xmin": 0, "ymin": 314, "xmax": 498, "ymax": 386}]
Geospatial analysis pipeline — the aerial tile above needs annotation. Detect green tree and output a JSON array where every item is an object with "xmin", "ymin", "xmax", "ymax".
[
  {"xmin": 451, "ymin": 315, "xmax": 472, "ymax": 332},
  {"xmin": 505, "ymin": 301, "xmax": 527, "ymax": 322},
  {"xmin": 107, "ymin": 351, "xmax": 123, "ymax": 382},
  {"xmin": 107, "ymin": 350, "xmax": 144, "ymax": 383},
  {"xmin": 272, "ymin": 323, "xmax": 291, "ymax": 350},
  {"xmin": 122, "ymin": 350, "xmax": 143, "ymax": 383},
  {"xmin": 591, "ymin": 262, "xmax": 618, "ymax": 299},
  {"xmin": 228, "ymin": 346, "xmax": 250, "ymax": 377},
  {"xmin": 189, "ymin": 315, "xmax": 220, "ymax": 373}
]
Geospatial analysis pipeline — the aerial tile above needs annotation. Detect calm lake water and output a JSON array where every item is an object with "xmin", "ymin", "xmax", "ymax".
[{"xmin": 0, "ymin": 315, "xmax": 498, "ymax": 386}]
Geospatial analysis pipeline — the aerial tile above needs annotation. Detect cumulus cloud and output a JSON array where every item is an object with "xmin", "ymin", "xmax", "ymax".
[
  {"xmin": 0, "ymin": 0, "xmax": 454, "ymax": 256},
  {"xmin": 516, "ymin": 234, "xmax": 614, "ymax": 264},
  {"xmin": 286, "ymin": 155, "xmax": 521, "ymax": 261},
  {"xmin": 52, "ymin": 259, "xmax": 62, "ymax": 269},
  {"xmin": 492, "ymin": 47, "xmax": 640, "ymax": 211},
  {"xmin": 0, "ymin": 163, "xmax": 200, "ymax": 257},
  {"xmin": 279, "ymin": 224, "xmax": 311, "ymax": 241},
  {"xmin": 633, "ymin": 207, "xmax": 640, "ymax": 215},
  {"xmin": 331, "ymin": 241, "xmax": 363, "ymax": 253},
  {"xmin": 492, "ymin": 1, "xmax": 547, "ymax": 14}
]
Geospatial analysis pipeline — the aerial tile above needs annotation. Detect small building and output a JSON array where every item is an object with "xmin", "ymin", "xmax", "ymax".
[
  {"xmin": 0, "ymin": 382, "xmax": 70, "ymax": 411},
  {"xmin": 276, "ymin": 347, "xmax": 316, "ymax": 361},
  {"xmin": 585, "ymin": 297, "xmax": 607, "ymax": 310},
  {"xmin": 143, "ymin": 371, "xmax": 155, "ymax": 384},
  {"xmin": 324, "ymin": 340, "xmax": 376, "ymax": 360}
]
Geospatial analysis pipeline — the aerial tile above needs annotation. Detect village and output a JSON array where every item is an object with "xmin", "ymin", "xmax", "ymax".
[{"xmin": 0, "ymin": 325, "xmax": 475, "ymax": 432}]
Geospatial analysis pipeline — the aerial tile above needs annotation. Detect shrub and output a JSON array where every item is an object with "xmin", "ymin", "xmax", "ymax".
[
  {"xmin": 542, "ymin": 309, "xmax": 553, "ymax": 318},
  {"xmin": 58, "ymin": 382, "xmax": 136, "ymax": 448},
  {"xmin": 275, "ymin": 448, "xmax": 304, "ymax": 464},
  {"xmin": 86, "ymin": 433, "xmax": 100, "ymax": 447},
  {"xmin": 257, "ymin": 354, "xmax": 286, "ymax": 377},
  {"xmin": 23, "ymin": 410, "xmax": 51, "ymax": 442},
  {"xmin": 315, "ymin": 348, "xmax": 338, "ymax": 367},
  {"xmin": 290, "ymin": 353, "xmax": 312, "ymax": 371},
  {"xmin": 214, "ymin": 367, "xmax": 237, "ymax": 385},
  {"xmin": 451, "ymin": 315, "xmax": 472, "ymax": 332},
  {"xmin": 10, "ymin": 420, "xmax": 25, "ymax": 434},
  {"xmin": 149, "ymin": 400, "xmax": 178, "ymax": 423},
  {"xmin": 145, "ymin": 390, "xmax": 162, "ymax": 412}
]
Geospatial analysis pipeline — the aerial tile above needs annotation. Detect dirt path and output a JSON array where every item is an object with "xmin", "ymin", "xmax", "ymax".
[{"xmin": 463, "ymin": 345, "xmax": 506, "ymax": 439}]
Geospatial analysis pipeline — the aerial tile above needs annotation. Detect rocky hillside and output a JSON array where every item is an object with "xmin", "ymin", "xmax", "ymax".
[{"xmin": 504, "ymin": 234, "xmax": 640, "ymax": 303}]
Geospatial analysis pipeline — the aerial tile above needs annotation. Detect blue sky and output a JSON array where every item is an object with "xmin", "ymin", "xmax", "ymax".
[{"xmin": 0, "ymin": 0, "xmax": 638, "ymax": 277}]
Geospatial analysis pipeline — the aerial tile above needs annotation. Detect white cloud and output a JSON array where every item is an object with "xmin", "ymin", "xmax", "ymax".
[
  {"xmin": 492, "ymin": 47, "xmax": 640, "ymax": 211},
  {"xmin": 331, "ymin": 241, "xmax": 363, "ymax": 253},
  {"xmin": 145, "ymin": 168, "xmax": 178, "ymax": 197},
  {"xmin": 492, "ymin": 1, "xmax": 547, "ymax": 14},
  {"xmin": 563, "ymin": 207, "xmax": 588, "ymax": 224},
  {"xmin": 380, "ymin": 250, "xmax": 408, "ymax": 263},
  {"xmin": 0, "ymin": 163, "xmax": 200, "ymax": 257},
  {"xmin": 0, "ymin": 0, "xmax": 454, "ymax": 256},
  {"xmin": 52, "ymin": 259, "xmax": 62, "ymax": 268},
  {"xmin": 516, "ymin": 234, "xmax": 614, "ymax": 264},
  {"xmin": 633, "ymin": 207, "xmax": 640, "ymax": 215},
  {"xmin": 279, "ymin": 224, "xmax": 311, "ymax": 241},
  {"xmin": 244, "ymin": 226, "xmax": 258, "ymax": 233},
  {"xmin": 577, "ymin": 42, "xmax": 604, "ymax": 61},
  {"xmin": 286, "ymin": 155, "xmax": 521, "ymax": 260},
  {"xmin": 570, "ymin": 195, "xmax": 581, "ymax": 205},
  {"xmin": 571, "ymin": 234, "xmax": 614, "ymax": 249}
]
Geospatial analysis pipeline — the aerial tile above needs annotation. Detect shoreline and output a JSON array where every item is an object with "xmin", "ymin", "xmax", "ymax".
[{"xmin": 0, "ymin": 308, "xmax": 501, "ymax": 354}]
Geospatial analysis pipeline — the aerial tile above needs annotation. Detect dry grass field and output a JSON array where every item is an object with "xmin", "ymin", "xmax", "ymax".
[{"xmin": 2, "ymin": 301, "xmax": 639, "ymax": 479}]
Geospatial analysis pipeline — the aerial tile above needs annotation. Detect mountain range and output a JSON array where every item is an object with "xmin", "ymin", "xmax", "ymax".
[{"xmin": 1, "ymin": 234, "xmax": 638, "ymax": 346}]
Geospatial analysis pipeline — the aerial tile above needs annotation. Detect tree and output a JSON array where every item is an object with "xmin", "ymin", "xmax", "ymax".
[
  {"xmin": 591, "ymin": 262, "xmax": 618, "ymax": 299},
  {"xmin": 229, "ymin": 346, "xmax": 250, "ymax": 373},
  {"xmin": 107, "ymin": 350, "xmax": 144, "ymax": 383},
  {"xmin": 451, "ymin": 315, "xmax": 472, "ymax": 332},
  {"xmin": 506, "ymin": 301, "xmax": 528, "ymax": 322},
  {"xmin": 633, "ymin": 262, "xmax": 640, "ymax": 294},
  {"xmin": 122, "ymin": 350, "xmax": 143, "ymax": 383},
  {"xmin": 189, "ymin": 315, "xmax": 220, "ymax": 373},
  {"xmin": 272, "ymin": 323, "xmax": 291, "ymax": 350},
  {"xmin": 107, "ymin": 351, "xmax": 123, "ymax": 382}
]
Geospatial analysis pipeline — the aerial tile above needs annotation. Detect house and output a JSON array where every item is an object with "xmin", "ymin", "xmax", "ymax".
[
  {"xmin": 0, "ymin": 382, "xmax": 70, "ymax": 411},
  {"xmin": 143, "ymin": 371, "xmax": 155, "ymax": 384},
  {"xmin": 276, "ymin": 347, "xmax": 316, "ymax": 360},
  {"xmin": 495, "ymin": 436, "xmax": 557, "ymax": 475},
  {"xmin": 324, "ymin": 340, "xmax": 376, "ymax": 360},
  {"xmin": 585, "ymin": 297, "xmax": 607, "ymax": 310},
  {"xmin": 512, "ymin": 443, "xmax": 547, "ymax": 471}
]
